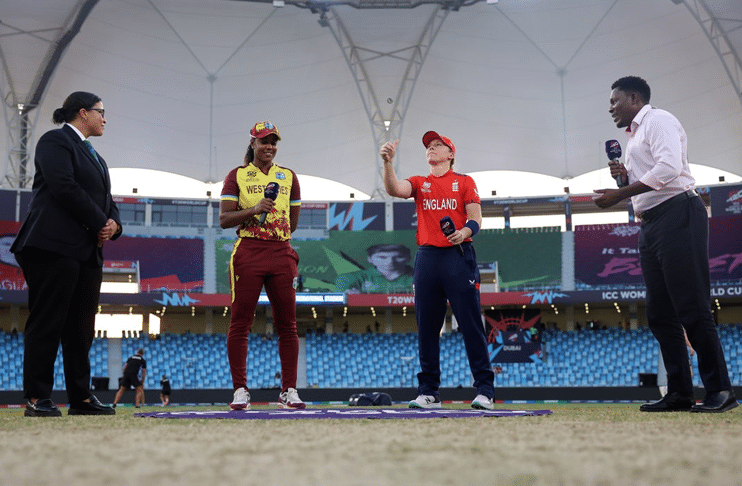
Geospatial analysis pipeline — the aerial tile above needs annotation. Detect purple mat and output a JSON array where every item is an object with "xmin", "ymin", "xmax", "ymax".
[{"xmin": 135, "ymin": 408, "xmax": 552, "ymax": 420}]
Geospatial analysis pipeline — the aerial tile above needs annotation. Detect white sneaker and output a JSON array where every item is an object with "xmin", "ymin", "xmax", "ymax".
[
  {"xmin": 408, "ymin": 395, "xmax": 442, "ymax": 409},
  {"xmin": 471, "ymin": 394, "xmax": 494, "ymax": 410},
  {"xmin": 279, "ymin": 388, "xmax": 306, "ymax": 409},
  {"xmin": 230, "ymin": 387, "xmax": 250, "ymax": 410}
]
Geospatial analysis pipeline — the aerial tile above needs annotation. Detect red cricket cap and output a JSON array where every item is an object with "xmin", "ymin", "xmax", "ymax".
[
  {"xmin": 422, "ymin": 130, "xmax": 455, "ymax": 157},
  {"xmin": 250, "ymin": 121, "xmax": 281, "ymax": 140}
]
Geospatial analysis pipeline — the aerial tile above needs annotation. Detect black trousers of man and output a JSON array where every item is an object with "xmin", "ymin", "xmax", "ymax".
[{"xmin": 639, "ymin": 194, "xmax": 731, "ymax": 395}]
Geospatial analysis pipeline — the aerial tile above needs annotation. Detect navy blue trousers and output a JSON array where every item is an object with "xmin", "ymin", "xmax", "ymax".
[
  {"xmin": 639, "ymin": 194, "xmax": 731, "ymax": 395},
  {"xmin": 413, "ymin": 243, "xmax": 495, "ymax": 399}
]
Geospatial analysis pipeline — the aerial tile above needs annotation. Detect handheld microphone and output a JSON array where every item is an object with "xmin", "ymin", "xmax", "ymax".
[
  {"xmin": 259, "ymin": 182, "xmax": 280, "ymax": 225},
  {"xmin": 604, "ymin": 140, "xmax": 626, "ymax": 188},
  {"xmin": 439, "ymin": 216, "xmax": 463, "ymax": 256}
]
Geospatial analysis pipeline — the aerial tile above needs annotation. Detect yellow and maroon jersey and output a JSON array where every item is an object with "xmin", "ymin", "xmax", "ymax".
[
  {"xmin": 221, "ymin": 162, "xmax": 301, "ymax": 241},
  {"xmin": 407, "ymin": 170, "xmax": 480, "ymax": 247}
]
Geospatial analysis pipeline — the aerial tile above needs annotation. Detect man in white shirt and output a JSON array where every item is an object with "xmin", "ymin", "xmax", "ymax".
[{"xmin": 594, "ymin": 76, "xmax": 737, "ymax": 413}]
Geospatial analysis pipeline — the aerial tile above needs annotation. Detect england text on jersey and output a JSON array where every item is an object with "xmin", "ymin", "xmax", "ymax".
[{"xmin": 422, "ymin": 198, "xmax": 458, "ymax": 211}]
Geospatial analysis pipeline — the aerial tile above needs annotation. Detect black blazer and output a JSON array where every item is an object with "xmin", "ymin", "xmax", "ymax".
[{"xmin": 11, "ymin": 124, "xmax": 122, "ymax": 266}]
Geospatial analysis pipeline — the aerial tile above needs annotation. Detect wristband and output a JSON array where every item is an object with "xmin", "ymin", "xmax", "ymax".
[{"xmin": 464, "ymin": 220, "xmax": 479, "ymax": 237}]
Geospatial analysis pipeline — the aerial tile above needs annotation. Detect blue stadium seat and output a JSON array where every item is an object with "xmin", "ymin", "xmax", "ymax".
[{"xmin": 2, "ymin": 326, "xmax": 741, "ymax": 391}]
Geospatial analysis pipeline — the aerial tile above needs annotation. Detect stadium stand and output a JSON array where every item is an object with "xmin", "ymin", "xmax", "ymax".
[
  {"xmin": 119, "ymin": 333, "xmax": 279, "ymax": 390},
  {"xmin": 2, "ymin": 326, "xmax": 740, "ymax": 391}
]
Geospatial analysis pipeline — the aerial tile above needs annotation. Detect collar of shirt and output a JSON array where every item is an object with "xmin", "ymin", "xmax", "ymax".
[
  {"xmin": 627, "ymin": 104, "xmax": 653, "ymax": 135},
  {"xmin": 249, "ymin": 161, "xmax": 275, "ymax": 176},
  {"xmin": 65, "ymin": 122, "xmax": 87, "ymax": 141}
]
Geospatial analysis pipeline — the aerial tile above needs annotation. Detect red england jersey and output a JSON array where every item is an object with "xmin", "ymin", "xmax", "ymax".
[{"xmin": 407, "ymin": 170, "xmax": 480, "ymax": 247}]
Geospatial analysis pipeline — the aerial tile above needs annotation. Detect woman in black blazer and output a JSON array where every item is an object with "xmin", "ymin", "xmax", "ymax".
[{"xmin": 12, "ymin": 91, "xmax": 122, "ymax": 417}]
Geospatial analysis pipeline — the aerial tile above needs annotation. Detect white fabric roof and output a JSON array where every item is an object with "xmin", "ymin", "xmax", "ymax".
[{"xmin": 2, "ymin": 0, "xmax": 741, "ymax": 197}]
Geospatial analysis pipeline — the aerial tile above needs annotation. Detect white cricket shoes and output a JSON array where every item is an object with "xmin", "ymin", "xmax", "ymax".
[
  {"xmin": 408, "ymin": 395, "xmax": 442, "ymax": 409},
  {"xmin": 471, "ymin": 395, "xmax": 495, "ymax": 410},
  {"xmin": 279, "ymin": 387, "xmax": 306, "ymax": 409},
  {"xmin": 230, "ymin": 387, "xmax": 251, "ymax": 410}
]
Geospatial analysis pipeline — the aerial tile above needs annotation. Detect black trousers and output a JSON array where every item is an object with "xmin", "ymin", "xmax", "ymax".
[
  {"xmin": 16, "ymin": 249, "xmax": 102, "ymax": 403},
  {"xmin": 639, "ymin": 194, "xmax": 731, "ymax": 395}
]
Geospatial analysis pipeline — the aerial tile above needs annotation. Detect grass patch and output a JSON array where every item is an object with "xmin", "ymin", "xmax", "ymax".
[{"xmin": 1, "ymin": 403, "xmax": 741, "ymax": 485}]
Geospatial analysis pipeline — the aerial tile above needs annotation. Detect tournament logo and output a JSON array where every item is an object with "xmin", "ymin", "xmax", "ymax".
[
  {"xmin": 421, "ymin": 182, "xmax": 432, "ymax": 193},
  {"xmin": 153, "ymin": 292, "xmax": 200, "ymax": 306},
  {"xmin": 523, "ymin": 291, "xmax": 569, "ymax": 305},
  {"xmin": 276, "ymin": 172, "xmax": 286, "ymax": 180},
  {"xmin": 485, "ymin": 309, "xmax": 543, "ymax": 363},
  {"xmin": 610, "ymin": 225, "xmax": 641, "ymax": 237},
  {"xmin": 726, "ymin": 189, "xmax": 742, "ymax": 204}
]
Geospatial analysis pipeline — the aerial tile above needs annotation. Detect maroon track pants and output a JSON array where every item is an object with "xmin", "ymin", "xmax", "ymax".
[{"xmin": 227, "ymin": 238, "xmax": 299, "ymax": 392}]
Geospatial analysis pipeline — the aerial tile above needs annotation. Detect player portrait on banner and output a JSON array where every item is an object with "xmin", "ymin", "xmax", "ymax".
[{"xmin": 334, "ymin": 243, "xmax": 414, "ymax": 294}]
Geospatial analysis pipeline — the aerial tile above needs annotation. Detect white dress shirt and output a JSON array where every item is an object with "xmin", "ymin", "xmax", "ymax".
[
  {"xmin": 66, "ymin": 122, "xmax": 86, "ymax": 141},
  {"xmin": 625, "ymin": 104, "xmax": 696, "ymax": 215}
]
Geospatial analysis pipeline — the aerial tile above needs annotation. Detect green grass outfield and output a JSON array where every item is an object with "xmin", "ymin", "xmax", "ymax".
[{"xmin": 2, "ymin": 403, "xmax": 741, "ymax": 486}]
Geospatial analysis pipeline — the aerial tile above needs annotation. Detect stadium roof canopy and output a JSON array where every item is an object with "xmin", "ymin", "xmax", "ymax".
[{"xmin": 2, "ymin": 0, "xmax": 741, "ymax": 198}]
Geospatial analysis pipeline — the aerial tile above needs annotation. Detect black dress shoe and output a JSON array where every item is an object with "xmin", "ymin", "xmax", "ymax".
[
  {"xmin": 691, "ymin": 390, "xmax": 739, "ymax": 413},
  {"xmin": 25, "ymin": 398, "xmax": 62, "ymax": 417},
  {"xmin": 68, "ymin": 395, "xmax": 115, "ymax": 415},
  {"xmin": 640, "ymin": 392, "xmax": 695, "ymax": 412}
]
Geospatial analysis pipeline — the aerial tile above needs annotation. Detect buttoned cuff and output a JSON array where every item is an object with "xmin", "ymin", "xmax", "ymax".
[{"xmin": 639, "ymin": 172, "xmax": 663, "ymax": 191}]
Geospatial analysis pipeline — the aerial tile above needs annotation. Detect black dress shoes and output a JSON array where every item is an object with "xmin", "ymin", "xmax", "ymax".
[
  {"xmin": 68, "ymin": 395, "xmax": 116, "ymax": 415},
  {"xmin": 639, "ymin": 392, "xmax": 695, "ymax": 412},
  {"xmin": 25, "ymin": 398, "xmax": 62, "ymax": 417},
  {"xmin": 691, "ymin": 390, "xmax": 739, "ymax": 413}
]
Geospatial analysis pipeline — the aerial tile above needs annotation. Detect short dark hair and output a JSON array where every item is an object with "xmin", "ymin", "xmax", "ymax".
[
  {"xmin": 611, "ymin": 76, "xmax": 651, "ymax": 103},
  {"xmin": 367, "ymin": 244, "xmax": 410, "ymax": 258},
  {"xmin": 52, "ymin": 91, "xmax": 102, "ymax": 125}
]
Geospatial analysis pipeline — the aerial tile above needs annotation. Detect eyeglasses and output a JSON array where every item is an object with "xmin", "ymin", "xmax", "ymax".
[{"xmin": 88, "ymin": 108, "xmax": 105, "ymax": 117}]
